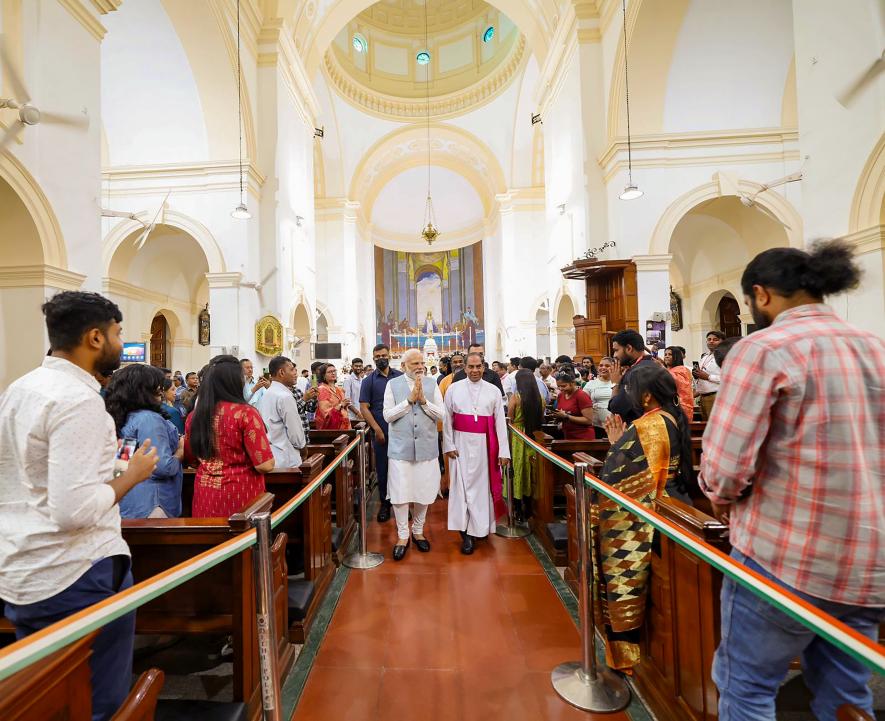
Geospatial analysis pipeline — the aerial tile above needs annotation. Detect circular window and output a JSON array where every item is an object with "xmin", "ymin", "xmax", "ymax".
[
  {"xmin": 352, "ymin": 33, "xmax": 367, "ymax": 53},
  {"xmin": 416, "ymin": 51, "xmax": 431, "ymax": 65},
  {"xmin": 482, "ymin": 26, "xmax": 495, "ymax": 43}
]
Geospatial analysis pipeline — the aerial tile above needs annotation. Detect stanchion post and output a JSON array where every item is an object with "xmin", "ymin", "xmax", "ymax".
[
  {"xmin": 251, "ymin": 512, "xmax": 283, "ymax": 721},
  {"xmin": 344, "ymin": 427, "xmax": 384, "ymax": 569},
  {"xmin": 551, "ymin": 462, "xmax": 630, "ymax": 711},
  {"xmin": 496, "ymin": 461, "xmax": 529, "ymax": 538}
]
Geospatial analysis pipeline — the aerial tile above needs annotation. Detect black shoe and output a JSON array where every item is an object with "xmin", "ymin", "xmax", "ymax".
[
  {"xmin": 412, "ymin": 534, "xmax": 431, "ymax": 552},
  {"xmin": 377, "ymin": 503, "xmax": 391, "ymax": 523},
  {"xmin": 460, "ymin": 534, "xmax": 474, "ymax": 555},
  {"xmin": 393, "ymin": 539, "xmax": 409, "ymax": 561}
]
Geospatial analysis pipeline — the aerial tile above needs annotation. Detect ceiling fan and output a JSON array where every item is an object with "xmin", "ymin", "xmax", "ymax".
[
  {"xmin": 101, "ymin": 190, "xmax": 171, "ymax": 250},
  {"xmin": 0, "ymin": 35, "xmax": 89, "ymax": 152},
  {"xmin": 240, "ymin": 267, "xmax": 279, "ymax": 307},
  {"xmin": 738, "ymin": 171, "xmax": 803, "ymax": 230},
  {"xmin": 837, "ymin": 48, "xmax": 885, "ymax": 107}
]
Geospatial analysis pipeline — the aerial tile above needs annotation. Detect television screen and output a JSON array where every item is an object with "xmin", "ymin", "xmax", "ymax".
[{"xmin": 121, "ymin": 342, "xmax": 146, "ymax": 364}]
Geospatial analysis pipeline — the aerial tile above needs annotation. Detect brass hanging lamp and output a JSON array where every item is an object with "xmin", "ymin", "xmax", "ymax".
[{"xmin": 420, "ymin": 0, "xmax": 439, "ymax": 245}]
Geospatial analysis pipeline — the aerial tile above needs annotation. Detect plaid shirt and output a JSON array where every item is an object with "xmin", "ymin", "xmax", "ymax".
[
  {"xmin": 699, "ymin": 304, "xmax": 884, "ymax": 606},
  {"xmin": 292, "ymin": 387, "xmax": 317, "ymax": 442}
]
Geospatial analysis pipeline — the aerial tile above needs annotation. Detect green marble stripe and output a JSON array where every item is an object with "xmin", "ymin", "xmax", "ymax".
[
  {"xmin": 525, "ymin": 533, "xmax": 653, "ymax": 721},
  {"xmin": 280, "ymin": 559, "xmax": 352, "ymax": 716}
]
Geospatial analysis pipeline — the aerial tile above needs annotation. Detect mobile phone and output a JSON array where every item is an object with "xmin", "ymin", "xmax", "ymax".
[
  {"xmin": 692, "ymin": 361, "xmax": 700, "ymax": 371},
  {"xmin": 114, "ymin": 437, "xmax": 137, "ymax": 477},
  {"xmin": 262, "ymin": 367, "xmax": 270, "ymax": 379},
  {"xmin": 310, "ymin": 375, "xmax": 318, "ymax": 389}
]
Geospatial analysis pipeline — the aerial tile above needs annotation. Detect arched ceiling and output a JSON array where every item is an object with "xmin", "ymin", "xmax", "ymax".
[{"xmin": 325, "ymin": 0, "xmax": 524, "ymax": 120}]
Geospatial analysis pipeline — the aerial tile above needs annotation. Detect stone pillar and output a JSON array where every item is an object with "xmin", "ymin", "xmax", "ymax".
[{"xmin": 632, "ymin": 254, "xmax": 673, "ymax": 346}]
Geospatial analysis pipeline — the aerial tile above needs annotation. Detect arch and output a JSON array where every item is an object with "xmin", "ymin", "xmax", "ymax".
[
  {"xmin": 535, "ymin": 302, "xmax": 551, "ymax": 360},
  {"xmin": 649, "ymin": 179, "xmax": 804, "ymax": 256},
  {"xmin": 849, "ymin": 133, "xmax": 885, "ymax": 232},
  {"xmin": 102, "ymin": 209, "xmax": 226, "ymax": 276},
  {"xmin": 700, "ymin": 289, "xmax": 738, "ymax": 336},
  {"xmin": 350, "ymin": 123, "xmax": 508, "ymax": 227},
  {"xmin": 291, "ymin": 301, "xmax": 313, "ymax": 339},
  {"xmin": 0, "ymin": 151, "xmax": 67, "ymax": 268},
  {"xmin": 302, "ymin": 0, "xmax": 553, "ymax": 78}
]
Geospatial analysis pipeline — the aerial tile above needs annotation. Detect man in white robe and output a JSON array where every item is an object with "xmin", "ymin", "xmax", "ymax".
[
  {"xmin": 382, "ymin": 348, "xmax": 445, "ymax": 561},
  {"xmin": 443, "ymin": 352, "xmax": 511, "ymax": 555}
]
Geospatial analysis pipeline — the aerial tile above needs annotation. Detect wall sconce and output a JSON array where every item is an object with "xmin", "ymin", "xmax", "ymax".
[
  {"xmin": 313, "ymin": 127, "xmax": 324, "ymax": 138},
  {"xmin": 531, "ymin": 113, "xmax": 542, "ymax": 125}
]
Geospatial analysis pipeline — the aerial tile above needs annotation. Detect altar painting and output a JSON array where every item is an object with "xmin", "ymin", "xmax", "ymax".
[{"xmin": 375, "ymin": 243, "xmax": 485, "ymax": 358}]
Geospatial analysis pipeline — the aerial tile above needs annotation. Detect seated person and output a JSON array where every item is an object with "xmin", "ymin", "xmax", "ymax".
[
  {"xmin": 105, "ymin": 364, "xmax": 184, "ymax": 518},
  {"xmin": 257, "ymin": 355, "xmax": 306, "ymax": 468}
]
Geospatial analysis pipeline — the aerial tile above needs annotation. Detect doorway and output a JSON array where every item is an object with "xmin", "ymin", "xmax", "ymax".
[
  {"xmin": 150, "ymin": 314, "xmax": 170, "ymax": 367},
  {"xmin": 717, "ymin": 296, "xmax": 742, "ymax": 338}
]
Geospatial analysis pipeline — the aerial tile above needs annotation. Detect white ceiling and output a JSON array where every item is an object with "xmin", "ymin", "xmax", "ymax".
[{"xmin": 370, "ymin": 165, "xmax": 484, "ymax": 235}]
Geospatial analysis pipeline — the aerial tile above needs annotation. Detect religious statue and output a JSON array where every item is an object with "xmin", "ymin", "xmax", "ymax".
[
  {"xmin": 424, "ymin": 311, "xmax": 437, "ymax": 335},
  {"xmin": 669, "ymin": 287, "xmax": 683, "ymax": 332},
  {"xmin": 198, "ymin": 304, "xmax": 210, "ymax": 346}
]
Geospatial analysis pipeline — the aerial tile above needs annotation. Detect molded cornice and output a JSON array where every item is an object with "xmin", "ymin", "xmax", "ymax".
[{"xmin": 56, "ymin": 0, "xmax": 107, "ymax": 41}]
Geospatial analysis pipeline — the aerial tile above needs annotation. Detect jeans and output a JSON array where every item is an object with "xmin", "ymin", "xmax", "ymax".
[
  {"xmin": 5, "ymin": 556, "xmax": 136, "ymax": 721},
  {"xmin": 713, "ymin": 549, "xmax": 883, "ymax": 721}
]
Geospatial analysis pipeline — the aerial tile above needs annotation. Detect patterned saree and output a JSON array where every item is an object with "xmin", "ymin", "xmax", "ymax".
[{"xmin": 591, "ymin": 409, "xmax": 681, "ymax": 672}]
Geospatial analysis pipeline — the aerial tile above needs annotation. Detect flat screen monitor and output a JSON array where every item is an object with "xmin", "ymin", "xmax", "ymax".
[{"xmin": 121, "ymin": 342, "xmax": 146, "ymax": 364}]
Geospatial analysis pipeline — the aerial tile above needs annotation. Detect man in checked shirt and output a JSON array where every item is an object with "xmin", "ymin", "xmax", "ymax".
[{"xmin": 699, "ymin": 240, "xmax": 884, "ymax": 721}]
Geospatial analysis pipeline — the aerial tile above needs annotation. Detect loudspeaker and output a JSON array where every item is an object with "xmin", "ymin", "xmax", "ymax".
[{"xmin": 314, "ymin": 342, "xmax": 342, "ymax": 359}]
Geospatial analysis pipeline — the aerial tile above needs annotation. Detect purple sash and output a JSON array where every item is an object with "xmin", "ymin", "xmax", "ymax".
[{"xmin": 452, "ymin": 412, "xmax": 507, "ymax": 519}]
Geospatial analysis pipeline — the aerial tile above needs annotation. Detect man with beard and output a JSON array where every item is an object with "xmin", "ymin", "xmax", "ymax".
[
  {"xmin": 607, "ymin": 329, "xmax": 656, "ymax": 424},
  {"xmin": 692, "ymin": 330, "xmax": 725, "ymax": 420},
  {"xmin": 699, "ymin": 241, "xmax": 884, "ymax": 721},
  {"xmin": 382, "ymin": 349, "xmax": 445, "ymax": 560},
  {"xmin": 443, "ymin": 352, "xmax": 510, "ymax": 555},
  {"xmin": 0, "ymin": 291, "xmax": 159, "ymax": 721},
  {"xmin": 359, "ymin": 343, "xmax": 403, "ymax": 522}
]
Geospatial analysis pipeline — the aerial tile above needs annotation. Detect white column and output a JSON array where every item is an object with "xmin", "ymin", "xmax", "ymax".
[
  {"xmin": 206, "ymin": 272, "xmax": 244, "ymax": 358},
  {"xmin": 632, "ymin": 254, "xmax": 673, "ymax": 346}
]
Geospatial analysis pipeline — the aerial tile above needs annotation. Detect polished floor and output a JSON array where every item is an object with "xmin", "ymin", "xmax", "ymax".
[{"xmin": 291, "ymin": 499, "xmax": 632, "ymax": 721}]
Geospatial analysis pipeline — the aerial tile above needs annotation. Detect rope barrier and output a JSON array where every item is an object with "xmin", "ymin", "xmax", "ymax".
[
  {"xmin": 509, "ymin": 425, "xmax": 885, "ymax": 675},
  {"xmin": 0, "ymin": 436, "xmax": 361, "ymax": 682}
]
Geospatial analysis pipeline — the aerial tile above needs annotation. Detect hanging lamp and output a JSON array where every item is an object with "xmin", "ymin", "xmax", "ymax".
[
  {"xmin": 420, "ymin": 1, "xmax": 439, "ymax": 245},
  {"xmin": 618, "ymin": 0, "xmax": 642, "ymax": 201},
  {"xmin": 231, "ymin": 0, "xmax": 251, "ymax": 219}
]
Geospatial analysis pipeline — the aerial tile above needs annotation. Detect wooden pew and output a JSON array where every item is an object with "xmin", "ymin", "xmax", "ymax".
[
  {"xmin": 262, "ymin": 457, "xmax": 336, "ymax": 643},
  {"xmin": 0, "ymin": 630, "xmax": 97, "ymax": 720},
  {"xmin": 122, "ymin": 493, "xmax": 292, "ymax": 721},
  {"xmin": 111, "ymin": 668, "xmax": 164, "ymax": 721},
  {"xmin": 304, "ymin": 430, "xmax": 358, "ymax": 559}
]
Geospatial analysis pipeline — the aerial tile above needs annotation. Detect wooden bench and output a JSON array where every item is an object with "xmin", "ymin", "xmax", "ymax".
[{"xmin": 121, "ymin": 492, "xmax": 292, "ymax": 721}]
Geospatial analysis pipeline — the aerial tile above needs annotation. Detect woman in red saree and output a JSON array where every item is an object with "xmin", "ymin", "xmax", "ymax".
[
  {"xmin": 314, "ymin": 363, "xmax": 352, "ymax": 431},
  {"xmin": 184, "ymin": 355, "xmax": 275, "ymax": 517},
  {"xmin": 664, "ymin": 346, "xmax": 695, "ymax": 421}
]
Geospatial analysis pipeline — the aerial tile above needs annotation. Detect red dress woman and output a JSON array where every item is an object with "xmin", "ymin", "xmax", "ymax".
[
  {"xmin": 184, "ymin": 356, "xmax": 275, "ymax": 517},
  {"xmin": 314, "ymin": 363, "xmax": 352, "ymax": 431}
]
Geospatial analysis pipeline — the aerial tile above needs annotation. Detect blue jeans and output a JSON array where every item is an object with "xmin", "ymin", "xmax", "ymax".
[
  {"xmin": 714, "ymin": 549, "xmax": 883, "ymax": 721},
  {"xmin": 5, "ymin": 556, "xmax": 136, "ymax": 721}
]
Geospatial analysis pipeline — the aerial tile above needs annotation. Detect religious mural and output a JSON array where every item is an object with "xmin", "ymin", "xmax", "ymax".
[{"xmin": 375, "ymin": 242, "xmax": 485, "ymax": 358}]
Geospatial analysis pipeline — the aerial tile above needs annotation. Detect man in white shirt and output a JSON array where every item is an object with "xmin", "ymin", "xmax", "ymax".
[
  {"xmin": 0, "ymin": 291, "xmax": 158, "ymax": 721},
  {"xmin": 693, "ymin": 331, "xmax": 725, "ymax": 420},
  {"xmin": 343, "ymin": 357, "xmax": 365, "ymax": 423},
  {"xmin": 257, "ymin": 356, "xmax": 307, "ymax": 468}
]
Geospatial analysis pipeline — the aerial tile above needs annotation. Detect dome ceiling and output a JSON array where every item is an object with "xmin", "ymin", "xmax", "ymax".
[{"xmin": 326, "ymin": 0, "xmax": 525, "ymax": 121}]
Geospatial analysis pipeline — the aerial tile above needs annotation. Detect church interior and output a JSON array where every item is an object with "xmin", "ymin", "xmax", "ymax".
[{"xmin": 0, "ymin": 0, "xmax": 883, "ymax": 720}]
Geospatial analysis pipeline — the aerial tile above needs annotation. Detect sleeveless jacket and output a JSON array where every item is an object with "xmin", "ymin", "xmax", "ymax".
[{"xmin": 387, "ymin": 375, "xmax": 439, "ymax": 462}]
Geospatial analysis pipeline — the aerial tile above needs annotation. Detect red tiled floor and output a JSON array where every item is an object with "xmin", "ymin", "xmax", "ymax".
[{"xmin": 291, "ymin": 499, "xmax": 632, "ymax": 720}]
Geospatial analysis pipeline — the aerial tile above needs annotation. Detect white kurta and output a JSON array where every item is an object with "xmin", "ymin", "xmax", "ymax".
[
  {"xmin": 382, "ymin": 376, "xmax": 445, "ymax": 505},
  {"xmin": 443, "ymin": 378, "xmax": 510, "ymax": 537}
]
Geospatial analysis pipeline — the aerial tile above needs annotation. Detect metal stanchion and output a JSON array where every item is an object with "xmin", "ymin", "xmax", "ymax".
[
  {"xmin": 343, "ymin": 427, "xmax": 384, "ymax": 569},
  {"xmin": 495, "ymin": 462, "xmax": 530, "ymax": 538},
  {"xmin": 251, "ymin": 512, "xmax": 283, "ymax": 721},
  {"xmin": 551, "ymin": 462, "xmax": 630, "ymax": 711}
]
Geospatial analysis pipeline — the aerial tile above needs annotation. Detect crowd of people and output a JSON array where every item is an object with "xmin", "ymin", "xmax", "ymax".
[{"xmin": 0, "ymin": 240, "xmax": 880, "ymax": 721}]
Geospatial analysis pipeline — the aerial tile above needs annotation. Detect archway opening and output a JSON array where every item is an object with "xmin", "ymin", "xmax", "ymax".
[
  {"xmin": 668, "ymin": 196, "xmax": 787, "ymax": 360},
  {"xmin": 0, "ymin": 177, "xmax": 45, "ymax": 389},
  {"xmin": 535, "ymin": 304, "xmax": 550, "ymax": 360},
  {"xmin": 717, "ymin": 294, "xmax": 742, "ymax": 338},
  {"xmin": 554, "ymin": 295, "xmax": 575, "ymax": 359},
  {"xmin": 316, "ymin": 311, "xmax": 330, "ymax": 343},
  {"xmin": 291, "ymin": 303, "xmax": 312, "ymax": 368},
  {"xmin": 107, "ymin": 224, "xmax": 210, "ymax": 373}
]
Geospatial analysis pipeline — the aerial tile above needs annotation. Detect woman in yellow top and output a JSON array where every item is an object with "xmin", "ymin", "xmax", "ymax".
[
  {"xmin": 506, "ymin": 368, "xmax": 545, "ymax": 521},
  {"xmin": 594, "ymin": 364, "xmax": 694, "ymax": 672}
]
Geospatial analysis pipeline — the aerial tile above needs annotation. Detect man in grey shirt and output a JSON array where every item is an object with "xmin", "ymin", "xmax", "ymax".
[{"xmin": 257, "ymin": 356, "xmax": 307, "ymax": 468}]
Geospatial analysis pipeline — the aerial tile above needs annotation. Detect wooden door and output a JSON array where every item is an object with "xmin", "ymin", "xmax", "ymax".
[
  {"xmin": 717, "ymin": 296, "xmax": 742, "ymax": 338},
  {"xmin": 149, "ymin": 314, "xmax": 168, "ymax": 367}
]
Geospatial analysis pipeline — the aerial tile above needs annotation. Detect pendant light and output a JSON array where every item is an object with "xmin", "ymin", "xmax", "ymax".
[
  {"xmin": 618, "ymin": 0, "xmax": 643, "ymax": 201},
  {"xmin": 419, "ymin": 1, "xmax": 439, "ymax": 245},
  {"xmin": 231, "ymin": 0, "xmax": 251, "ymax": 219}
]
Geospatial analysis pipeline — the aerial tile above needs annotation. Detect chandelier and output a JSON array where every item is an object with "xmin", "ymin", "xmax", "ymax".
[
  {"xmin": 618, "ymin": 0, "xmax": 642, "ymax": 201},
  {"xmin": 230, "ymin": 0, "xmax": 251, "ymax": 219},
  {"xmin": 420, "ymin": 0, "xmax": 439, "ymax": 245}
]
